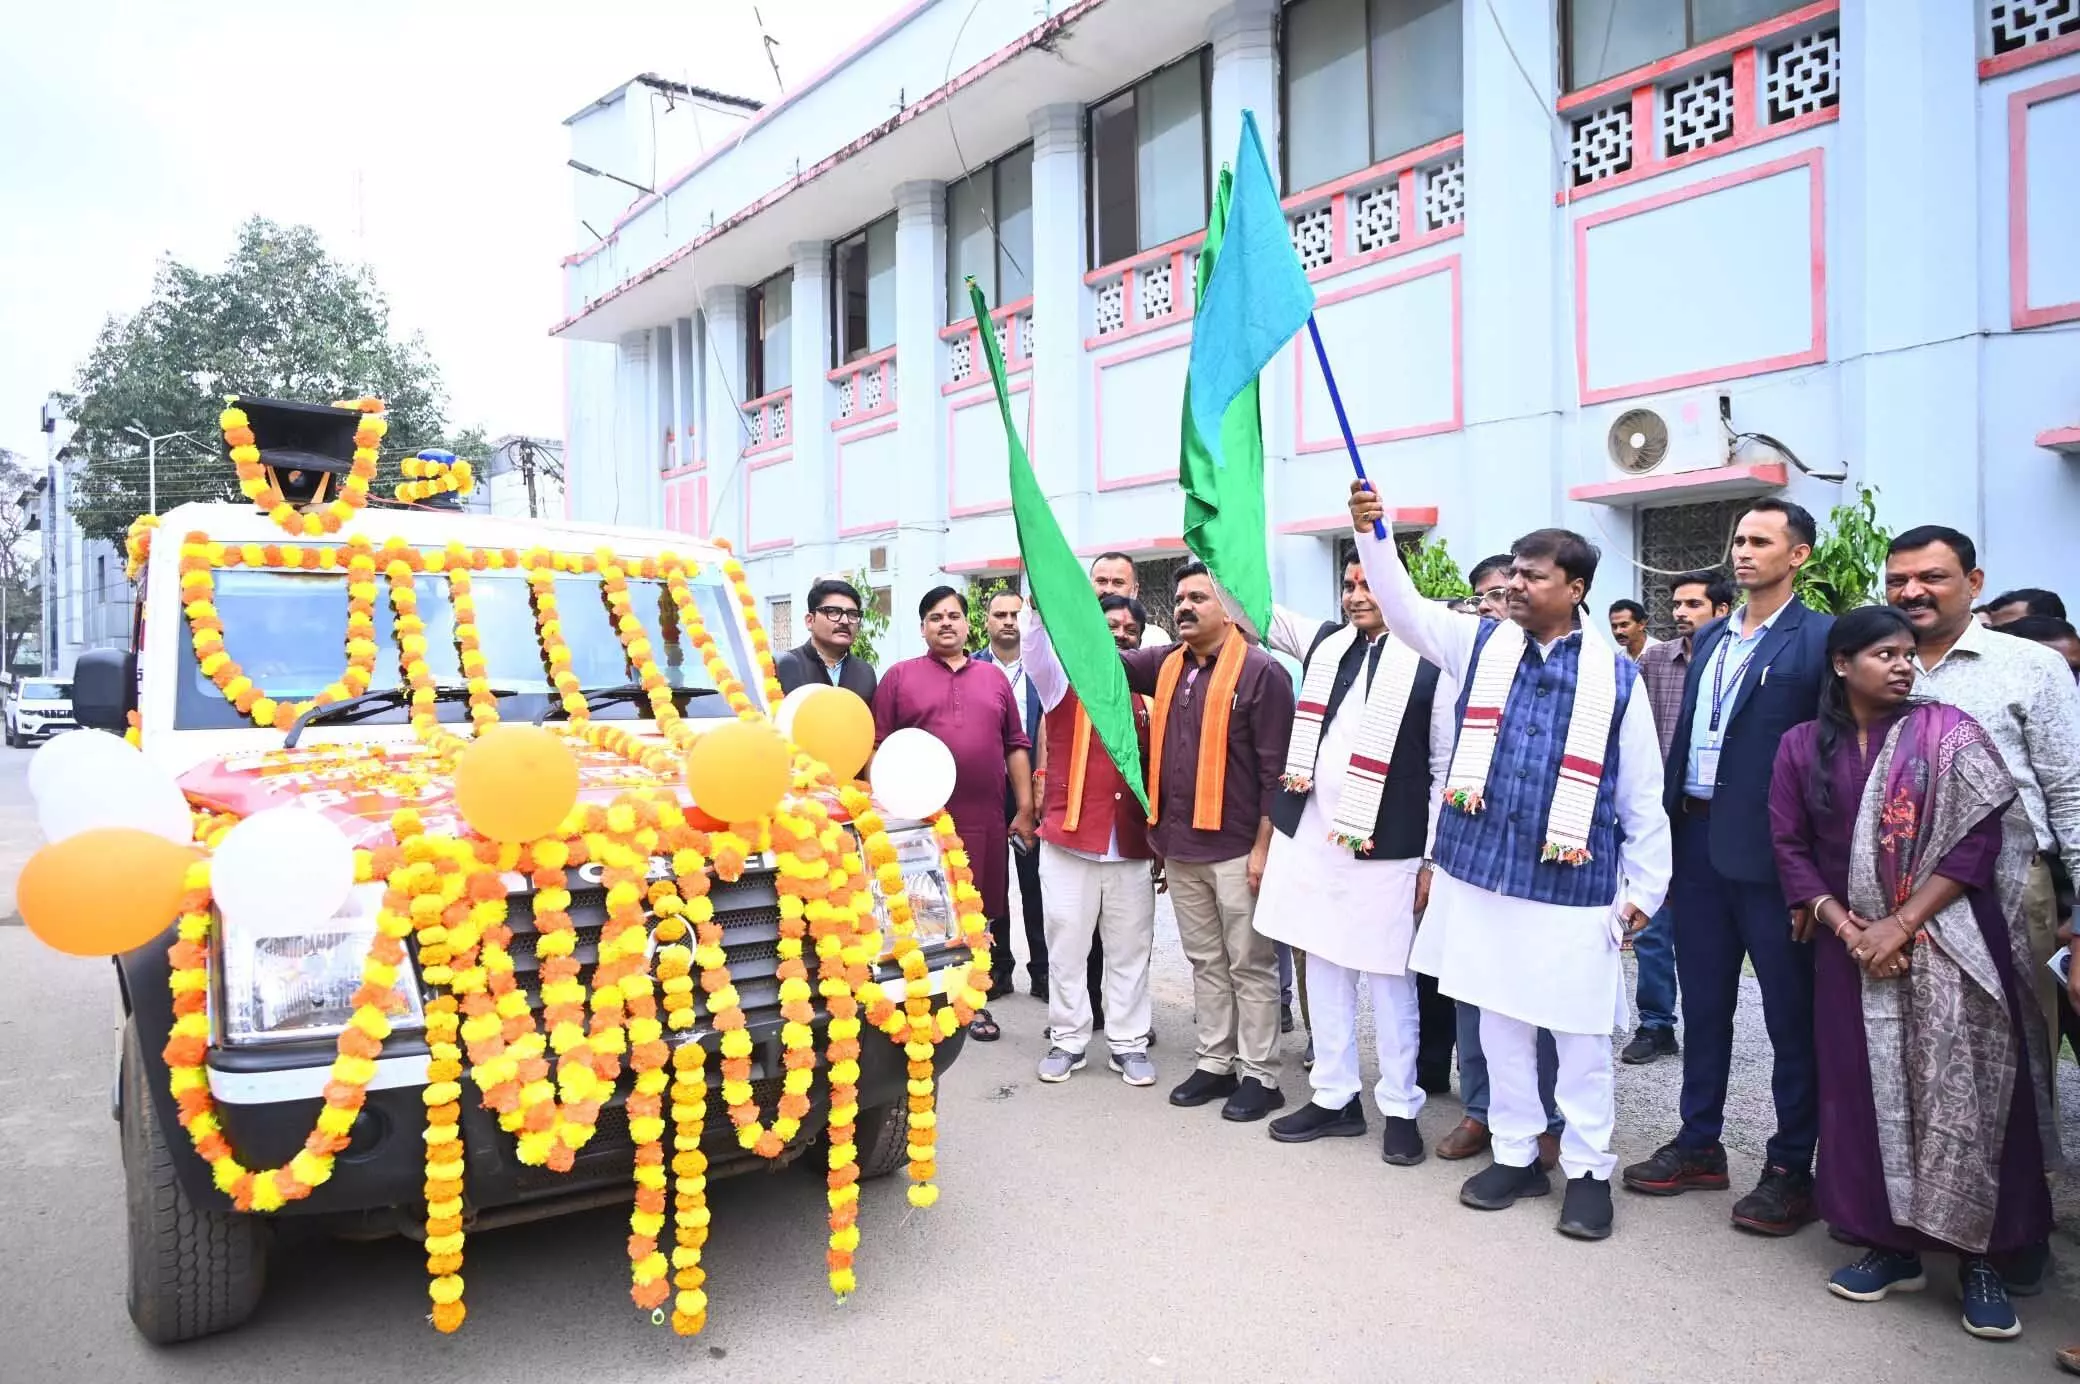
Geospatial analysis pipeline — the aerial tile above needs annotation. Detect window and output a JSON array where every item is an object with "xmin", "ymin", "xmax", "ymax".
[
  {"xmin": 1282, "ymin": 0, "xmax": 1464, "ymax": 193},
  {"xmin": 1638, "ymin": 498, "xmax": 1743, "ymax": 639},
  {"xmin": 770, "ymin": 596, "xmax": 794, "ymax": 641},
  {"xmin": 832, "ymin": 217, "xmax": 897, "ymax": 364},
  {"xmin": 946, "ymin": 147, "xmax": 1035, "ymax": 323},
  {"xmin": 1566, "ymin": 0, "xmax": 1804, "ymax": 90},
  {"xmin": 744, "ymin": 271, "xmax": 793, "ymax": 400},
  {"xmin": 1088, "ymin": 52, "xmax": 1211, "ymax": 268}
]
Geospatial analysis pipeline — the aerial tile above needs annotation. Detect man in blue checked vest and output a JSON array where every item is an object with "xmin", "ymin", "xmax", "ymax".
[{"xmin": 1348, "ymin": 481, "xmax": 1672, "ymax": 1242}]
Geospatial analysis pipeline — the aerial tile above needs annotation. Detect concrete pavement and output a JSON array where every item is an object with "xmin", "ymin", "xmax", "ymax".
[{"xmin": 0, "ymin": 741, "xmax": 2074, "ymax": 1382}]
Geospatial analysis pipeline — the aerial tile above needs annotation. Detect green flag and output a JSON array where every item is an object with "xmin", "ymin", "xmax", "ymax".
[
  {"xmin": 1180, "ymin": 166, "xmax": 1274, "ymax": 638},
  {"xmin": 970, "ymin": 279, "xmax": 1149, "ymax": 811}
]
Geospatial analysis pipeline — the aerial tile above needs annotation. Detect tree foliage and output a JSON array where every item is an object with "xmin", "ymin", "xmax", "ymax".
[
  {"xmin": 1399, "ymin": 535, "xmax": 1473, "ymax": 601},
  {"xmin": 0, "ymin": 449, "xmax": 38, "ymax": 674},
  {"xmin": 62, "ymin": 218, "xmax": 484, "ymax": 545},
  {"xmin": 841, "ymin": 567, "xmax": 892, "ymax": 666},
  {"xmin": 1795, "ymin": 484, "xmax": 1891, "ymax": 615}
]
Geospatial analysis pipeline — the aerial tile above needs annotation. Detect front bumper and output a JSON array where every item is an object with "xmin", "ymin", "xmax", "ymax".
[{"xmin": 15, "ymin": 718, "xmax": 74, "ymax": 741}]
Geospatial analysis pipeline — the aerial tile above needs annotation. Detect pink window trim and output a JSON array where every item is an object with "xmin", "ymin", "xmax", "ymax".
[{"xmin": 2008, "ymin": 72, "xmax": 2080, "ymax": 331}]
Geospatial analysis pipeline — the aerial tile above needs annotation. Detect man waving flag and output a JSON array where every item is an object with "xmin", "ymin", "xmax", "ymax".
[{"xmin": 1180, "ymin": 109, "xmax": 1317, "ymax": 639}]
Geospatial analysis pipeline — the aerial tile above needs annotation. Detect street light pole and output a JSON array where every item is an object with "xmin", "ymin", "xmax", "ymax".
[{"xmin": 125, "ymin": 425, "xmax": 205, "ymax": 515}]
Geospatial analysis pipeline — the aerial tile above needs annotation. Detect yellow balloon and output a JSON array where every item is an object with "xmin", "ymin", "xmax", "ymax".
[
  {"xmin": 453, "ymin": 726, "xmax": 580, "ymax": 842},
  {"xmin": 685, "ymin": 720, "xmax": 792, "ymax": 824},
  {"xmin": 790, "ymin": 686, "xmax": 875, "ymax": 781},
  {"xmin": 21, "ymin": 828, "xmax": 197, "ymax": 957}
]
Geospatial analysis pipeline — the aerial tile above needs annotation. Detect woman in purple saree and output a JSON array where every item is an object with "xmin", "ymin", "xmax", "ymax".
[{"xmin": 1769, "ymin": 606, "xmax": 2056, "ymax": 1342}]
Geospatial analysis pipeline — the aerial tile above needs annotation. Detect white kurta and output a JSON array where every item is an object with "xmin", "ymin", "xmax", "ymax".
[
  {"xmin": 1352, "ymin": 529, "xmax": 1673, "ymax": 1038},
  {"xmin": 1252, "ymin": 606, "xmax": 1457, "ymax": 976}
]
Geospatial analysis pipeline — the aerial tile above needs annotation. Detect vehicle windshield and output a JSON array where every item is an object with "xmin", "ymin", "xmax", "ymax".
[
  {"xmin": 22, "ymin": 683, "xmax": 69, "ymax": 701},
  {"xmin": 174, "ymin": 563, "xmax": 759, "ymax": 731}
]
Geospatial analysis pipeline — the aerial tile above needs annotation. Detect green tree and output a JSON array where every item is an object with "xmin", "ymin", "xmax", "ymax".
[
  {"xmin": 62, "ymin": 218, "xmax": 485, "ymax": 545},
  {"xmin": 841, "ymin": 568, "xmax": 891, "ymax": 666},
  {"xmin": 1399, "ymin": 535, "xmax": 1473, "ymax": 601},
  {"xmin": 0, "ymin": 450, "xmax": 39, "ymax": 674},
  {"xmin": 1795, "ymin": 484, "xmax": 1891, "ymax": 615}
]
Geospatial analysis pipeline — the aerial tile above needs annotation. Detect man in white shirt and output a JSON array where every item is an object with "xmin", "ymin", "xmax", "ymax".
[{"xmin": 979, "ymin": 589, "xmax": 1050, "ymax": 1001}]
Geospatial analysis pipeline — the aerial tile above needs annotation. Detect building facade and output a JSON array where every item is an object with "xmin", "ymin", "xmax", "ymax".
[
  {"xmin": 37, "ymin": 402, "xmax": 131, "ymax": 679},
  {"xmin": 557, "ymin": 0, "xmax": 2080, "ymax": 659}
]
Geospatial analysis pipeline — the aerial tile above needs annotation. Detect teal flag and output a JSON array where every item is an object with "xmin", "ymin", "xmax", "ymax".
[
  {"xmin": 1184, "ymin": 109, "xmax": 1317, "ymax": 457},
  {"xmin": 1179, "ymin": 166, "xmax": 1273, "ymax": 637},
  {"xmin": 970, "ymin": 279, "xmax": 1149, "ymax": 811}
]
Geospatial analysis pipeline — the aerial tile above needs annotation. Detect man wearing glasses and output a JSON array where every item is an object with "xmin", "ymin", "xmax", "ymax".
[{"xmin": 775, "ymin": 577, "xmax": 879, "ymax": 701}]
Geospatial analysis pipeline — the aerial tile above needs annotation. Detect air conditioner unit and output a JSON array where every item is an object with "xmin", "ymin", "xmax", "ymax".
[{"xmin": 1600, "ymin": 391, "xmax": 1732, "ymax": 481}]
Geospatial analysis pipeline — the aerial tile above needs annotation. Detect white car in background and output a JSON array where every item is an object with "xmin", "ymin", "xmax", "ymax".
[{"xmin": 6, "ymin": 677, "xmax": 77, "ymax": 747}]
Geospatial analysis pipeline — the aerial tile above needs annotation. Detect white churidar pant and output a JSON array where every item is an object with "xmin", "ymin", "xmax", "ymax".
[{"xmin": 1305, "ymin": 953, "xmax": 1423, "ymax": 1119}]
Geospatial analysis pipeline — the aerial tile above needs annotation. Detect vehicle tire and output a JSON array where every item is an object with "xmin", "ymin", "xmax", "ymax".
[
  {"xmin": 5, "ymin": 721, "xmax": 17, "ymax": 748},
  {"xmin": 852, "ymin": 1102, "xmax": 911, "ymax": 1181},
  {"xmin": 121, "ymin": 1019, "xmax": 269, "ymax": 1345}
]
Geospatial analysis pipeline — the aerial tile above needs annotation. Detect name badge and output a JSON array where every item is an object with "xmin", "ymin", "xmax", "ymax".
[{"xmin": 1695, "ymin": 746, "xmax": 1722, "ymax": 786}]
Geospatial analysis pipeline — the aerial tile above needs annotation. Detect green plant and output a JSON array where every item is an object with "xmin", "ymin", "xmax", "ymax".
[
  {"xmin": 1399, "ymin": 536, "xmax": 1473, "ymax": 601},
  {"xmin": 1794, "ymin": 484, "xmax": 1890, "ymax": 615},
  {"xmin": 843, "ymin": 568, "xmax": 891, "ymax": 666}
]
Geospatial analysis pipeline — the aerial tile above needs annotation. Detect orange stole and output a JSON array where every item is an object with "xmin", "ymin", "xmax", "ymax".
[
  {"xmin": 1145, "ymin": 629, "xmax": 1247, "ymax": 830},
  {"xmin": 1060, "ymin": 693, "xmax": 1146, "ymax": 832}
]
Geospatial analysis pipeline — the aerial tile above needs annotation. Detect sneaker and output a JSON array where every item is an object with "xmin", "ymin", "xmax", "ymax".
[
  {"xmin": 1036, "ymin": 1047, "xmax": 1086, "ymax": 1083},
  {"xmin": 1960, "ymin": 1257, "xmax": 2022, "ymax": 1340},
  {"xmin": 1459, "ymin": 1160, "xmax": 1551, "ymax": 1211},
  {"xmin": 1269, "ymin": 1097, "xmax": 1365, "ymax": 1143},
  {"xmin": 1621, "ymin": 1140, "xmax": 1731, "ymax": 1196},
  {"xmin": 1557, "ymin": 1174, "xmax": 1614, "ymax": 1240},
  {"xmin": 1619, "ymin": 1027, "xmax": 1679, "ymax": 1065},
  {"xmin": 1828, "ymin": 1248, "xmax": 1927, "ymax": 1303},
  {"xmin": 1280, "ymin": 1002, "xmax": 1296, "ymax": 1034},
  {"xmin": 1169, "ymin": 1069, "xmax": 1240, "ymax": 1108},
  {"xmin": 1379, "ymin": 1115, "xmax": 1425, "ymax": 1166},
  {"xmin": 1731, "ymin": 1165, "xmax": 1816, "ymax": 1236},
  {"xmin": 1221, "ymin": 1077, "xmax": 1287, "ymax": 1123},
  {"xmin": 1302, "ymin": 1040, "xmax": 1315, "ymax": 1070},
  {"xmin": 1996, "ymin": 1240, "xmax": 2051, "ymax": 1297},
  {"xmin": 1108, "ymin": 1050, "xmax": 1157, "ymax": 1087}
]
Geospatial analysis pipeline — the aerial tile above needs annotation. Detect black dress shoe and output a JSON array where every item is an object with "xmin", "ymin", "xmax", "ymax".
[
  {"xmin": 1168, "ymin": 1069, "xmax": 1240, "ymax": 1108},
  {"xmin": 1558, "ymin": 1174, "xmax": 1615, "ymax": 1240},
  {"xmin": 1220, "ymin": 1077, "xmax": 1287, "ymax": 1122},
  {"xmin": 1619, "ymin": 1027, "xmax": 1679, "ymax": 1065},
  {"xmin": 1379, "ymin": 1115, "xmax": 1426, "ymax": 1166},
  {"xmin": 1459, "ymin": 1160, "xmax": 1551, "ymax": 1211},
  {"xmin": 1269, "ymin": 1097, "xmax": 1365, "ymax": 1143}
]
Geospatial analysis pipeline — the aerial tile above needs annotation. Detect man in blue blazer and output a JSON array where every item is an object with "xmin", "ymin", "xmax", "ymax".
[{"xmin": 1621, "ymin": 498, "xmax": 1833, "ymax": 1238}]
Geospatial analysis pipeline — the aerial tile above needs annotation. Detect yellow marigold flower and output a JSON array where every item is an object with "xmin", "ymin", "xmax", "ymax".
[
  {"xmin": 428, "ymin": 1274, "xmax": 465, "ymax": 1305},
  {"xmin": 906, "ymin": 1183, "xmax": 940, "ymax": 1208}
]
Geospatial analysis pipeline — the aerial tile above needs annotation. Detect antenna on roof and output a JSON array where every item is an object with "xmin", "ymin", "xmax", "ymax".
[{"xmin": 750, "ymin": 4, "xmax": 784, "ymax": 91}]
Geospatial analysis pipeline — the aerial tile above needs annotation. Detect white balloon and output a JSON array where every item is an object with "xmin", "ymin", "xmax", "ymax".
[
  {"xmin": 36, "ymin": 749, "xmax": 193, "ymax": 846},
  {"xmin": 209, "ymin": 807, "xmax": 357, "ymax": 934},
  {"xmin": 28, "ymin": 730, "xmax": 138, "ymax": 804},
  {"xmin": 869, "ymin": 728, "xmax": 957, "ymax": 821},
  {"xmin": 773, "ymin": 685, "xmax": 820, "ymax": 740}
]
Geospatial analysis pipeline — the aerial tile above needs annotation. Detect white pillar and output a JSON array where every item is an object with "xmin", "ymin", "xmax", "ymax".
[
  {"xmin": 700, "ymin": 286, "xmax": 748, "ymax": 547},
  {"xmin": 609, "ymin": 330, "xmax": 662, "ymax": 527},
  {"xmin": 787, "ymin": 240, "xmax": 837, "ymax": 576},
  {"xmin": 1837, "ymin": 0, "xmax": 1981, "ymax": 535},
  {"xmin": 1028, "ymin": 104, "xmax": 1087, "ymax": 529},
  {"xmin": 1461, "ymin": 0, "xmax": 1565, "ymax": 549},
  {"xmin": 891, "ymin": 179, "xmax": 949, "ymax": 661}
]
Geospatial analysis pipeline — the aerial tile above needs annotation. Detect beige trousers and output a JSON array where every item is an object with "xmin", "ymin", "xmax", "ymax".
[{"xmin": 1168, "ymin": 856, "xmax": 1281, "ymax": 1086}]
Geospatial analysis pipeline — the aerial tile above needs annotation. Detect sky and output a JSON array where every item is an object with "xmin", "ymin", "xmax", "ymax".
[{"xmin": 0, "ymin": 0, "xmax": 902, "ymax": 464}]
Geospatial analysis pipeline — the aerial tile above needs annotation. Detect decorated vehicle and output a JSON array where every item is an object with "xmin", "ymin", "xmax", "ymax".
[{"xmin": 25, "ymin": 397, "xmax": 986, "ymax": 1346}]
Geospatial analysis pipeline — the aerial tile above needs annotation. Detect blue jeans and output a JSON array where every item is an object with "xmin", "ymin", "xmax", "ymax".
[
  {"xmin": 1456, "ymin": 1001, "xmax": 1561, "ymax": 1133},
  {"xmin": 1633, "ymin": 902, "xmax": 1678, "ymax": 1034},
  {"xmin": 1670, "ymin": 812, "xmax": 1817, "ymax": 1172}
]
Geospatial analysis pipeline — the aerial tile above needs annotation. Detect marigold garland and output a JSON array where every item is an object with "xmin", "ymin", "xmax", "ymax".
[
  {"xmin": 157, "ymin": 525, "xmax": 992, "ymax": 1339},
  {"xmin": 220, "ymin": 396, "xmax": 384, "ymax": 538},
  {"xmin": 395, "ymin": 450, "xmax": 475, "ymax": 505},
  {"xmin": 125, "ymin": 514, "xmax": 159, "ymax": 582}
]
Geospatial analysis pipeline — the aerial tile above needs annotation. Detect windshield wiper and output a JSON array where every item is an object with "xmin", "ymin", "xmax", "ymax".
[
  {"xmin": 285, "ymin": 684, "xmax": 510, "ymax": 747},
  {"xmin": 534, "ymin": 682, "xmax": 719, "ymax": 724}
]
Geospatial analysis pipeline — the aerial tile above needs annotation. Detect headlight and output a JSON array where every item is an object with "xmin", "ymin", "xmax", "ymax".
[
  {"xmin": 866, "ymin": 825, "xmax": 959, "ymax": 950},
  {"xmin": 217, "ymin": 882, "xmax": 424, "ymax": 1046}
]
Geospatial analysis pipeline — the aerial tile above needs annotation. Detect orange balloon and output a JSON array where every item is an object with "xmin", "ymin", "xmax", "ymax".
[
  {"xmin": 790, "ymin": 686, "xmax": 875, "ymax": 781},
  {"xmin": 684, "ymin": 720, "xmax": 792, "ymax": 824},
  {"xmin": 453, "ymin": 726, "xmax": 580, "ymax": 842},
  {"xmin": 20, "ymin": 828, "xmax": 196, "ymax": 957}
]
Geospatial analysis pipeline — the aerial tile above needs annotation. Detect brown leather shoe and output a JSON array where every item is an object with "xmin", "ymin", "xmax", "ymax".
[
  {"xmin": 1538, "ymin": 1132, "xmax": 1561, "ymax": 1171},
  {"xmin": 1436, "ymin": 1116, "xmax": 1491, "ymax": 1160}
]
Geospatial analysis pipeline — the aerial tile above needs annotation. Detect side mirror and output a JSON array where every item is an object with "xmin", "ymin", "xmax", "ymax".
[{"xmin": 72, "ymin": 648, "xmax": 136, "ymax": 734}]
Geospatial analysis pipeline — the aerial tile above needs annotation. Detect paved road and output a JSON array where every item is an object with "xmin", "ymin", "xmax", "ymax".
[{"xmin": 2, "ymin": 741, "xmax": 2075, "ymax": 1382}]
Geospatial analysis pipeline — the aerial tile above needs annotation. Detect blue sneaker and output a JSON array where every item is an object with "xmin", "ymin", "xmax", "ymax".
[
  {"xmin": 1828, "ymin": 1248, "xmax": 1926, "ymax": 1302},
  {"xmin": 1960, "ymin": 1257, "xmax": 2021, "ymax": 1340}
]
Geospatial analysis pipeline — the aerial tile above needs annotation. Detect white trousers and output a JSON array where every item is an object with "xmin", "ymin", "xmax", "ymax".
[
  {"xmin": 1306, "ymin": 953, "xmax": 1423, "ymax": 1119},
  {"xmin": 1038, "ymin": 842, "xmax": 1156, "ymax": 1056},
  {"xmin": 1479, "ymin": 1009, "xmax": 1616, "ymax": 1180}
]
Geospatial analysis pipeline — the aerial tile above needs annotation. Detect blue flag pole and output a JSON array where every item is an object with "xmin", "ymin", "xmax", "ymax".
[{"xmin": 1303, "ymin": 314, "xmax": 1386, "ymax": 540}]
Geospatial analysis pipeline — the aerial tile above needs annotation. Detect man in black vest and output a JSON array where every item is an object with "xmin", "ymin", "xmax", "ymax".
[
  {"xmin": 775, "ymin": 577, "xmax": 879, "ymax": 700},
  {"xmin": 1254, "ymin": 556, "xmax": 1456, "ymax": 1165}
]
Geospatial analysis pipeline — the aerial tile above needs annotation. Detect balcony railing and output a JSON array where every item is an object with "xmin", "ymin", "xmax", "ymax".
[
  {"xmin": 829, "ymin": 347, "xmax": 898, "ymax": 428},
  {"xmin": 741, "ymin": 388, "xmax": 792, "ymax": 455},
  {"xmin": 1084, "ymin": 236, "xmax": 1202, "ymax": 348},
  {"xmin": 943, "ymin": 298, "xmax": 1033, "ymax": 392},
  {"xmin": 1561, "ymin": 4, "xmax": 1840, "ymax": 198},
  {"xmin": 1281, "ymin": 135, "xmax": 1466, "ymax": 283},
  {"xmin": 1983, "ymin": 0, "xmax": 2080, "ymax": 77}
]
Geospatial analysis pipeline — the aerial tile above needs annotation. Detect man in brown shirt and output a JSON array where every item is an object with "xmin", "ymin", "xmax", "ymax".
[{"xmin": 1116, "ymin": 561, "xmax": 1294, "ymax": 1120}]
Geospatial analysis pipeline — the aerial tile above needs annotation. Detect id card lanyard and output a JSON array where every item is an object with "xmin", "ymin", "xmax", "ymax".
[{"xmin": 1697, "ymin": 625, "xmax": 1762, "ymax": 785}]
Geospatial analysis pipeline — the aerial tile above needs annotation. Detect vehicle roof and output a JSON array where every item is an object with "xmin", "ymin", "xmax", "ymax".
[{"xmin": 155, "ymin": 502, "xmax": 733, "ymax": 564}]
